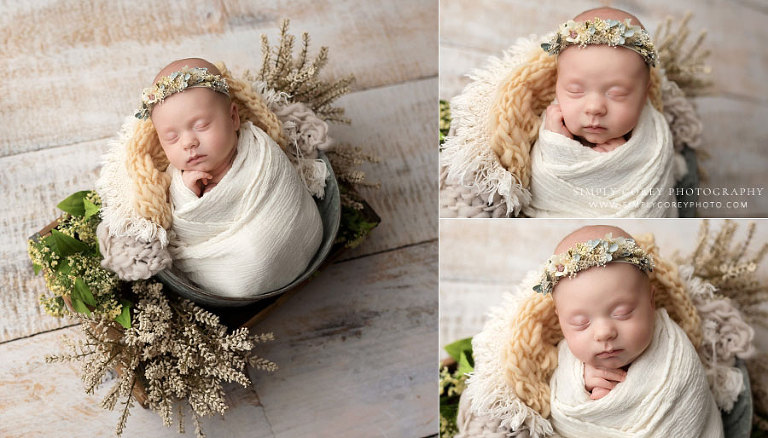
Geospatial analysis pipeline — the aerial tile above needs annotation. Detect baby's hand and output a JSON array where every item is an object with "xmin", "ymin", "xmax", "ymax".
[
  {"xmin": 592, "ymin": 137, "xmax": 626, "ymax": 153},
  {"xmin": 545, "ymin": 104, "xmax": 573, "ymax": 139},
  {"xmin": 181, "ymin": 170, "xmax": 213, "ymax": 197},
  {"xmin": 584, "ymin": 363, "xmax": 626, "ymax": 400}
]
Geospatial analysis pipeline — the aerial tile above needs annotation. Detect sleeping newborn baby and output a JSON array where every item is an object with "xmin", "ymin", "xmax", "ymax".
[
  {"xmin": 524, "ymin": 7, "xmax": 678, "ymax": 217},
  {"xmin": 547, "ymin": 226, "xmax": 722, "ymax": 437},
  {"xmin": 147, "ymin": 58, "xmax": 322, "ymax": 298}
]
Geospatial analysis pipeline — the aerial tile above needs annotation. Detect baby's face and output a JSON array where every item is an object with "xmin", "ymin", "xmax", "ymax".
[
  {"xmin": 553, "ymin": 262, "xmax": 655, "ymax": 369},
  {"xmin": 151, "ymin": 87, "xmax": 240, "ymax": 173},
  {"xmin": 556, "ymin": 45, "xmax": 649, "ymax": 145}
]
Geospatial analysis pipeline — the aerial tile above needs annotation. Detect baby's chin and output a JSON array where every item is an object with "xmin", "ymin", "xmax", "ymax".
[
  {"xmin": 585, "ymin": 353, "xmax": 636, "ymax": 370},
  {"xmin": 577, "ymin": 132, "xmax": 620, "ymax": 145}
]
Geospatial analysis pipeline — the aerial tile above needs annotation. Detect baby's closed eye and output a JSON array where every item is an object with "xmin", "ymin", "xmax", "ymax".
[
  {"xmin": 611, "ymin": 306, "xmax": 635, "ymax": 319},
  {"xmin": 569, "ymin": 315, "xmax": 590, "ymax": 329},
  {"xmin": 606, "ymin": 87, "xmax": 630, "ymax": 98}
]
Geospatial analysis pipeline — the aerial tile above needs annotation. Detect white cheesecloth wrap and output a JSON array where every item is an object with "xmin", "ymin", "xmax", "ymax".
[
  {"xmin": 523, "ymin": 102, "xmax": 678, "ymax": 218},
  {"xmin": 166, "ymin": 121, "xmax": 322, "ymax": 298},
  {"xmin": 550, "ymin": 308, "xmax": 723, "ymax": 438}
]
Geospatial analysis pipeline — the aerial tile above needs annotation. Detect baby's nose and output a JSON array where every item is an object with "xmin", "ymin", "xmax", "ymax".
[
  {"xmin": 182, "ymin": 133, "xmax": 199, "ymax": 150},
  {"xmin": 593, "ymin": 320, "xmax": 617, "ymax": 341},
  {"xmin": 585, "ymin": 95, "xmax": 606, "ymax": 116}
]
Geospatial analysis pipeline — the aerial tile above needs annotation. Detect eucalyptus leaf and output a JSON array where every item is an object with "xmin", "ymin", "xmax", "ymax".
[
  {"xmin": 51, "ymin": 229, "xmax": 90, "ymax": 256},
  {"xmin": 444, "ymin": 337, "xmax": 473, "ymax": 363},
  {"xmin": 57, "ymin": 191, "xmax": 90, "ymax": 217},
  {"xmin": 83, "ymin": 198, "xmax": 100, "ymax": 221},
  {"xmin": 115, "ymin": 299, "xmax": 132, "ymax": 329},
  {"xmin": 73, "ymin": 278, "xmax": 97, "ymax": 307},
  {"xmin": 70, "ymin": 296, "xmax": 92, "ymax": 316}
]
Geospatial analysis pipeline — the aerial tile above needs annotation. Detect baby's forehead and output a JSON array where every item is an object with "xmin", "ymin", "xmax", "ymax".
[
  {"xmin": 572, "ymin": 8, "xmax": 645, "ymax": 29},
  {"xmin": 552, "ymin": 262, "xmax": 651, "ymax": 303},
  {"xmin": 556, "ymin": 45, "xmax": 649, "ymax": 75}
]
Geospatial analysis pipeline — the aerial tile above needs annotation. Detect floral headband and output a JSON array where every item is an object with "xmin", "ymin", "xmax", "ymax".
[
  {"xmin": 541, "ymin": 17, "xmax": 658, "ymax": 67},
  {"xmin": 135, "ymin": 66, "xmax": 229, "ymax": 119},
  {"xmin": 533, "ymin": 234, "xmax": 654, "ymax": 294}
]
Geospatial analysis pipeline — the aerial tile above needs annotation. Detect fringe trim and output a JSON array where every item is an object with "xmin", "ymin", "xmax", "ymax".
[
  {"xmin": 95, "ymin": 116, "xmax": 169, "ymax": 247},
  {"xmin": 252, "ymin": 80, "xmax": 291, "ymax": 109},
  {"xmin": 440, "ymin": 35, "xmax": 544, "ymax": 217},
  {"xmin": 464, "ymin": 270, "xmax": 555, "ymax": 437}
]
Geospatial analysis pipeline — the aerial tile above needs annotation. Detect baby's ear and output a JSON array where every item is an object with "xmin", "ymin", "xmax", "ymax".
[{"xmin": 230, "ymin": 102, "xmax": 240, "ymax": 131}]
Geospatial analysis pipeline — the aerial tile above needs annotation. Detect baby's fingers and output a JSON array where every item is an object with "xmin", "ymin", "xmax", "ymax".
[
  {"xmin": 590, "ymin": 387, "xmax": 611, "ymax": 400},
  {"xmin": 595, "ymin": 367, "xmax": 626, "ymax": 383},
  {"xmin": 585, "ymin": 376, "xmax": 618, "ymax": 391}
]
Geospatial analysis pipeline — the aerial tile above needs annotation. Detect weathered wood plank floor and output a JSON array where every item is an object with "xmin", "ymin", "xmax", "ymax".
[
  {"xmin": 440, "ymin": 0, "xmax": 768, "ymax": 217},
  {"xmin": 0, "ymin": 1, "xmax": 438, "ymax": 436}
]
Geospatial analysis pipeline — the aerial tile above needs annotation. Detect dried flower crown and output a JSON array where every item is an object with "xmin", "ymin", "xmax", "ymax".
[
  {"xmin": 533, "ymin": 233, "xmax": 654, "ymax": 294},
  {"xmin": 541, "ymin": 17, "xmax": 658, "ymax": 67},
  {"xmin": 135, "ymin": 66, "xmax": 229, "ymax": 119}
]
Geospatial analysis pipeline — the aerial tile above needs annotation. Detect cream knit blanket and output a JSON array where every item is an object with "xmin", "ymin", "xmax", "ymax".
[
  {"xmin": 523, "ymin": 102, "xmax": 678, "ymax": 217},
  {"xmin": 167, "ymin": 121, "xmax": 322, "ymax": 298},
  {"xmin": 550, "ymin": 308, "xmax": 723, "ymax": 438}
]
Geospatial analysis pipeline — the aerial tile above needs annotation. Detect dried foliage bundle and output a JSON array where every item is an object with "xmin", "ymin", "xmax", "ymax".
[
  {"xmin": 256, "ymin": 19, "xmax": 355, "ymax": 123},
  {"xmin": 47, "ymin": 280, "xmax": 276, "ymax": 438},
  {"xmin": 685, "ymin": 220, "xmax": 768, "ymax": 432},
  {"xmin": 253, "ymin": 19, "xmax": 379, "ymax": 210},
  {"xmin": 655, "ymin": 12, "xmax": 713, "ymax": 97},
  {"xmin": 688, "ymin": 220, "xmax": 768, "ymax": 329}
]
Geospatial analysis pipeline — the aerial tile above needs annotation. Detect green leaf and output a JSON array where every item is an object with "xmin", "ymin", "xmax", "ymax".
[
  {"xmin": 457, "ymin": 351, "xmax": 474, "ymax": 375},
  {"xmin": 73, "ymin": 278, "xmax": 97, "ymax": 307},
  {"xmin": 33, "ymin": 264, "xmax": 42, "ymax": 275},
  {"xmin": 439, "ymin": 400, "xmax": 459, "ymax": 422},
  {"xmin": 57, "ymin": 191, "xmax": 90, "ymax": 217},
  {"xmin": 115, "ymin": 300, "xmax": 132, "ymax": 329},
  {"xmin": 444, "ymin": 337, "xmax": 473, "ymax": 363},
  {"xmin": 70, "ymin": 296, "xmax": 92, "ymax": 316},
  {"xmin": 55, "ymin": 259, "xmax": 71, "ymax": 275},
  {"xmin": 83, "ymin": 198, "xmax": 100, "ymax": 221},
  {"xmin": 51, "ymin": 229, "xmax": 90, "ymax": 256},
  {"xmin": 42, "ymin": 234, "xmax": 57, "ymax": 251}
]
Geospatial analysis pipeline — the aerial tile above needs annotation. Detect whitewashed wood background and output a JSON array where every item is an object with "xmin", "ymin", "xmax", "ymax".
[
  {"xmin": 440, "ymin": 0, "xmax": 768, "ymax": 217},
  {"xmin": 0, "ymin": 1, "xmax": 438, "ymax": 437},
  {"xmin": 440, "ymin": 219, "xmax": 768, "ymax": 358}
]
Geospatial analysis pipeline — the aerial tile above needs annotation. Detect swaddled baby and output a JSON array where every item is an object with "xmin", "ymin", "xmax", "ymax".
[
  {"xmin": 146, "ymin": 58, "xmax": 322, "ymax": 298},
  {"xmin": 525, "ymin": 7, "xmax": 678, "ymax": 217},
  {"xmin": 546, "ymin": 225, "xmax": 722, "ymax": 437},
  {"xmin": 457, "ymin": 225, "xmax": 724, "ymax": 438}
]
